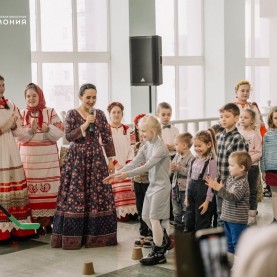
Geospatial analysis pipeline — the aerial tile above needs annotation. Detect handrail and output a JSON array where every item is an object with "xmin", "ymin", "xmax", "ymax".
[{"xmin": 60, "ymin": 111, "xmax": 267, "ymax": 136}]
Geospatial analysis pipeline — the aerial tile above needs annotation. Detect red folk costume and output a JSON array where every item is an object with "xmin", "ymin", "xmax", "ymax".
[
  {"xmin": 0, "ymin": 97, "xmax": 34, "ymax": 240},
  {"xmin": 109, "ymin": 123, "xmax": 137, "ymax": 219},
  {"xmin": 18, "ymin": 85, "xmax": 64, "ymax": 227}
]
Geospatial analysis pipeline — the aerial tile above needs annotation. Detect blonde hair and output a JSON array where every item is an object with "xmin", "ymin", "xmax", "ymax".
[
  {"xmin": 235, "ymin": 80, "xmax": 251, "ymax": 92},
  {"xmin": 139, "ymin": 114, "xmax": 162, "ymax": 138}
]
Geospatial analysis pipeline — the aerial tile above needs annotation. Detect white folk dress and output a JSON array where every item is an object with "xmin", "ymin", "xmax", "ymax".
[
  {"xmin": 110, "ymin": 124, "xmax": 136, "ymax": 218},
  {"xmin": 18, "ymin": 108, "xmax": 64, "ymax": 219},
  {"xmin": 0, "ymin": 100, "xmax": 33, "ymax": 233}
]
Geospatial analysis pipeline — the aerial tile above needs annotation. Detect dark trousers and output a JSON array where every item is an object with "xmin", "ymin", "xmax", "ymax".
[
  {"xmin": 248, "ymin": 165, "xmax": 259, "ymax": 210},
  {"xmin": 169, "ymin": 155, "xmax": 175, "ymax": 221},
  {"xmin": 134, "ymin": 181, "xmax": 151, "ymax": 236},
  {"xmin": 172, "ymin": 186, "xmax": 186, "ymax": 225},
  {"xmin": 186, "ymin": 179, "xmax": 214, "ymax": 231}
]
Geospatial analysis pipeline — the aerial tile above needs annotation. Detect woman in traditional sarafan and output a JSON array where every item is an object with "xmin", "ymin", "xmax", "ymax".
[
  {"xmin": 18, "ymin": 83, "xmax": 64, "ymax": 235},
  {"xmin": 0, "ymin": 75, "xmax": 35, "ymax": 242}
]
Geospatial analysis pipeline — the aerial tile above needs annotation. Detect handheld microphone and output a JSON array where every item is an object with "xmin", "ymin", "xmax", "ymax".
[{"xmin": 89, "ymin": 108, "xmax": 95, "ymax": 133}]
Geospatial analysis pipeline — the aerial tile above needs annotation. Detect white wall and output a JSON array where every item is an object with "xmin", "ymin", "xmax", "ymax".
[
  {"xmin": 0, "ymin": 0, "xmax": 31, "ymax": 109},
  {"xmin": 109, "ymin": 0, "xmax": 132, "ymax": 123}
]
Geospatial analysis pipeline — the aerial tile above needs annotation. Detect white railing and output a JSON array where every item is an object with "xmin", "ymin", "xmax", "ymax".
[
  {"xmin": 60, "ymin": 111, "xmax": 268, "ymax": 139},
  {"xmin": 170, "ymin": 117, "xmax": 219, "ymax": 135},
  {"xmin": 169, "ymin": 113, "xmax": 267, "ymax": 135}
]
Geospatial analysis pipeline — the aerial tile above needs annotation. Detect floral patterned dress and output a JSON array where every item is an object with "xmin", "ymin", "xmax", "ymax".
[{"xmin": 51, "ymin": 109, "xmax": 117, "ymax": 249}]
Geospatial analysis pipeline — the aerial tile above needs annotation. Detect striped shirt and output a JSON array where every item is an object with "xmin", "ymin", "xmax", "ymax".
[
  {"xmin": 217, "ymin": 128, "xmax": 248, "ymax": 182},
  {"xmin": 218, "ymin": 174, "xmax": 249, "ymax": 224}
]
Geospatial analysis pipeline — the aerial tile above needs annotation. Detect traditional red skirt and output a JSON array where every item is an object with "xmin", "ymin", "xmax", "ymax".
[{"xmin": 266, "ymin": 171, "xmax": 277, "ymax": 186}]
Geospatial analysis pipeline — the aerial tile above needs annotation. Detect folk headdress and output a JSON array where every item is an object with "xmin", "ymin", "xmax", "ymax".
[
  {"xmin": 24, "ymin": 83, "xmax": 46, "ymax": 128},
  {"xmin": 133, "ymin": 113, "xmax": 146, "ymax": 126}
]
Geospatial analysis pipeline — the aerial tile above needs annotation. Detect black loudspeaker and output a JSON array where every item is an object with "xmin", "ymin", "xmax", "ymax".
[{"xmin": 129, "ymin": 35, "xmax": 163, "ymax": 86}]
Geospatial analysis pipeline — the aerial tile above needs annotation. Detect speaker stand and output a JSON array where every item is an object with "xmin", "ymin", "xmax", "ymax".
[{"xmin": 149, "ymin": 86, "xmax": 152, "ymax": 113}]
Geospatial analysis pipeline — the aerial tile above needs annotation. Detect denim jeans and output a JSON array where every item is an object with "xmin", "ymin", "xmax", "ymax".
[{"xmin": 224, "ymin": 221, "xmax": 247, "ymax": 253}]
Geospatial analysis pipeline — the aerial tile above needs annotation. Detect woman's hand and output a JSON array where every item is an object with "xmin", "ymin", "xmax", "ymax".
[
  {"xmin": 108, "ymin": 159, "xmax": 115, "ymax": 174},
  {"xmin": 205, "ymin": 176, "xmax": 223, "ymax": 191},
  {"xmin": 28, "ymin": 119, "xmax": 38, "ymax": 135},
  {"xmin": 199, "ymin": 200, "xmax": 209, "ymax": 215},
  {"xmin": 41, "ymin": 123, "xmax": 50, "ymax": 133},
  {"xmin": 0, "ymin": 113, "xmax": 17, "ymax": 134},
  {"xmin": 10, "ymin": 115, "xmax": 18, "ymax": 130},
  {"xmin": 82, "ymin": 113, "xmax": 96, "ymax": 131}
]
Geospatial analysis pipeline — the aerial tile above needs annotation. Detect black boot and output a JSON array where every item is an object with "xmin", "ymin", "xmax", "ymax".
[
  {"xmin": 140, "ymin": 245, "xmax": 166, "ymax": 266},
  {"xmin": 162, "ymin": 228, "xmax": 173, "ymax": 252}
]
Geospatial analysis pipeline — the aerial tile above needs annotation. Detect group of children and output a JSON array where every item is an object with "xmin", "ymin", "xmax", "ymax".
[
  {"xmin": 2, "ymin": 75, "xmax": 277, "ymax": 269},
  {"xmin": 105, "ymin": 80, "xmax": 277, "ymax": 267}
]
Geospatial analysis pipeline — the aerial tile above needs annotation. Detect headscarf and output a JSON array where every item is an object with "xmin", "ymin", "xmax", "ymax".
[{"xmin": 25, "ymin": 83, "xmax": 46, "ymax": 128}]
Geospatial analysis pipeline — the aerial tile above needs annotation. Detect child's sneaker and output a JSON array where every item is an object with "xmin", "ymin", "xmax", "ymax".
[
  {"xmin": 163, "ymin": 228, "xmax": 174, "ymax": 251},
  {"xmin": 140, "ymin": 245, "xmax": 166, "ymax": 266}
]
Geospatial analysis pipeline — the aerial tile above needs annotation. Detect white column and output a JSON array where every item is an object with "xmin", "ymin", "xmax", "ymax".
[{"xmin": 204, "ymin": 0, "xmax": 245, "ymax": 117}]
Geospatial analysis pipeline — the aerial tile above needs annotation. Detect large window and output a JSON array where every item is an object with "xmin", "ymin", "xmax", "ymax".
[
  {"xmin": 29, "ymin": 0, "xmax": 269, "ymax": 119},
  {"xmin": 245, "ymin": 0, "xmax": 270, "ymax": 111},
  {"xmin": 29, "ymin": 0, "xmax": 109, "ymax": 113},
  {"xmin": 155, "ymin": 0, "xmax": 203, "ymax": 119}
]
